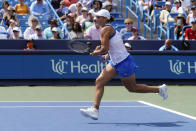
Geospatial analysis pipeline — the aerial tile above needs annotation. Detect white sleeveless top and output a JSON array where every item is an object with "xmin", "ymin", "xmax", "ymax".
[{"xmin": 107, "ymin": 25, "xmax": 129, "ymax": 65}]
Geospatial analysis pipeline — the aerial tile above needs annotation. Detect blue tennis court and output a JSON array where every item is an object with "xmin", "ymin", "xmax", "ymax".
[{"xmin": 0, "ymin": 101, "xmax": 195, "ymax": 131}]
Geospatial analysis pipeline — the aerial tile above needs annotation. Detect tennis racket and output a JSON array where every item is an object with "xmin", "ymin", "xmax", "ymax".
[
  {"xmin": 68, "ymin": 40, "xmax": 92, "ymax": 54},
  {"xmin": 68, "ymin": 41, "xmax": 106, "ymax": 61}
]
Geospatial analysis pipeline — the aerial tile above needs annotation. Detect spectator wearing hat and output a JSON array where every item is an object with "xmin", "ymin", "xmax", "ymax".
[
  {"xmin": 160, "ymin": 2, "xmax": 175, "ymax": 28},
  {"xmin": 184, "ymin": 19, "xmax": 196, "ymax": 40},
  {"xmin": 44, "ymin": 19, "xmax": 63, "ymax": 39},
  {"xmin": 29, "ymin": 25, "xmax": 46, "ymax": 40},
  {"xmin": 76, "ymin": 7, "xmax": 90, "ymax": 26},
  {"xmin": 30, "ymin": 0, "xmax": 49, "ymax": 16},
  {"xmin": 50, "ymin": 27, "xmax": 62, "ymax": 39},
  {"xmin": 171, "ymin": 0, "xmax": 185, "ymax": 14},
  {"xmin": 24, "ymin": 16, "xmax": 40, "ymax": 39},
  {"xmin": 124, "ymin": 42, "xmax": 132, "ymax": 51},
  {"xmin": 56, "ymin": 1, "xmax": 69, "ymax": 20},
  {"xmin": 186, "ymin": 6, "xmax": 196, "ymax": 25},
  {"xmin": 85, "ymin": 17, "xmax": 101, "ymax": 40},
  {"xmin": 10, "ymin": 27, "xmax": 23, "ymax": 39},
  {"xmin": 7, "ymin": 19, "xmax": 22, "ymax": 39},
  {"xmin": 15, "ymin": 0, "xmax": 30, "ymax": 15},
  {"xmin": 103, "ymin": 1, "xmax": 113, "ymax": 12},
  {"xmin": 120, "ymin": 18, "xmax": 133, "ymax": 40},
  {"xmin": 3, "ymin": 6, "xmax": 19, "ymax": 27},
  {"xmin": 0, "ymin": 25, "xmax": 8, "ymax": 39},
  {"xmin": 69, "ymin": 22, "xmax": 84, "ymax": 39},
  {"xmin": 174, "ymin": 14, "xmax": 187, "ymax": 39},
  {"xmin": 159, "ymin": 39, "xmax": 179, "ymax": 51},
  {"xmin": 128, "ymin": 27, "xmax": 146, "ymax": 40}
]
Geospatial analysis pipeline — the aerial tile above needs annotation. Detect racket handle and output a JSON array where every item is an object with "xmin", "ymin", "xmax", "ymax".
[{"xmin": 98, "ymin": 55, "xmax": 107, "ymax": 61}]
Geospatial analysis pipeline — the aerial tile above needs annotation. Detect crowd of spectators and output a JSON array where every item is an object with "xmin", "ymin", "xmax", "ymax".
[{"xmin": 0, "ymin": 0, "xmax": 195, "ymax": 45}]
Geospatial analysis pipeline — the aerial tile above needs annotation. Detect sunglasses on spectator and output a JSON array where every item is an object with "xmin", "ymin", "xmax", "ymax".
[
  {"xmin": 32, "ymin": 20, "xmax": 38, "ymax": 22},
  {"xmin": 125, "ymin": 23, "xmax": 131, "ymax": 25}
]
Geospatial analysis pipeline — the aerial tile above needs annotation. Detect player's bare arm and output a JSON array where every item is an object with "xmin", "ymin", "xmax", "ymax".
[{"xmin": 90, "ymin": 26, "xmax": 114, "ymax": 56}]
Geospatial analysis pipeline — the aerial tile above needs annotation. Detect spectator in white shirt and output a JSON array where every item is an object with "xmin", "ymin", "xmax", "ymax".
[
  {"xmin": 86, "ymin": 17, "xmax": 101, "ymax": 40},
  {"xmin": 24, "ymin": 16, "xmax": 40, "ymax": 39},
  {"xmin": 171, "ymin": 0, "xmax": 185, "ymax": 14},
  {"xmin": 29, "ymin": 25, "xmax": 46, "ymax": 40},
  {"xmin": 76, "ymin": 7, "xmax": 90, "ymax": 26}
]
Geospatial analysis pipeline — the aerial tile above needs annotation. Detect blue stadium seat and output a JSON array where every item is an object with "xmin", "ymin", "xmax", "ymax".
[{"xmin": 111, "ymin": 18, "xmax": 124, "ymax": 26}]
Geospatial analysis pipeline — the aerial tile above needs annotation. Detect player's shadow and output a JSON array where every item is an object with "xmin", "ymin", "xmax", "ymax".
[{"xmin": 88, "ymin": 121, "xmax": 187, "ymax": 127}]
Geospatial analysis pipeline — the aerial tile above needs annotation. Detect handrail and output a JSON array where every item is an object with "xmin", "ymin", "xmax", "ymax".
[{"xmin": 45, "ymin": 0, "xmax": 72, "ymax": 39}]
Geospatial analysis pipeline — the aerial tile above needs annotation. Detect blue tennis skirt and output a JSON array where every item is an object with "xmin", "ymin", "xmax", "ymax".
[{"xmin": 109, "ymin": 55, "xmax": 138, "ymax": 77}]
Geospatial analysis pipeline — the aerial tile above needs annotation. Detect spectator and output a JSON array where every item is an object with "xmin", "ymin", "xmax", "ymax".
[
  {"xmin": 24, "ymin": 16, "xmax": 40, "ymax": 39},
  {"xmin": 68, "ymin": 2, "xmax": 82, "ymax": 16},
  {"xmin": 159, "ymin": 1, "xmax": 174, "ymax": 28},
  {"xmin": 0, "ymin": 1, "xmax": 9, "ymax": 19},
  {"xmin": 186, "ymin": 6, "xmax": 196, "ymax": 25},
  {"xmin": 181, "ymin": 0, "xmax": 191, "ymax": 14},
  {"xmin": 7, "ymin": 19, "xmax": 22, "ymax": 39},
  {"xmin": 51, "ymin": 0, "xmax": 61, "ymax": 10},
  {"xmin": 76, "ymin": 7, "xmax": 90, "ymax": 26},
  {"xmin": 171, "ymin": 0, "xmax": 185, "ymax": 14},
  {"xmin": 10, "ymin": 27, "xmax": 23, "ymax": 39},
  {"xmin": 64, "ymin": 0, "xmax": 78, "ymax": 7},
  {"xmin": 103, "ymin": 1, "xmax": 113, "ymax": 12},
  {"xmin": 56, "ymin": 1, "xmax": 69, "ymax": 19},
  {"xmin": 3, "ymin": 6, "xmax": 19, "ymax": 27},
  {"xmin": 29, "ymin": 25, "xmax": 46, "ymax": 40},
  {"xmin": 24, "ymin": 40, "xmax": 37, "ymax": 50},
  {"xmin": 62, "ymin": 13, "xmax": 75, "ymax": 37},
  {"xmin": 89, "ymin": 0, "xmax": 102, "ymax": 15},
  {"xmin": 30, "ymin": 0, "xmax": 49, "ymax": 16},
  {"xmin": 82, "ymin": 10, "xmax": 94, "ymax": 33},
  {"xmin": 124, "ymin": 42, "xmax": 132, "ymax": 50},
  {"xmin": 159, "ymin": 39, "xmax": 179, "ymax": 51},
  {"xmin": 128, "ymin": 27, "xmax": 146, "ymax": 40},
  {"xmin": 44, "ymin": 19, "xmax": 63, "ymax": 39},
  {"xmin": 50, "ymin": 27, "xmax": 62, "ymax": 39},
  {"xmin": 184, "ymin": 19, "xmax": 196, "ymax": 40},
  {"xmin": 69, "ymin": 22, "xmax": 84, "ymax": 39},
  {"xmin": 86, "ymin": 17, "xmax": 101, "ymax": 40},
  {"xmin": 138, "ymin": 0, "xmax": 151, "ymax": 13},
  {"xmin": 0, "ymin": 25, "xmax": 8, "ymax": 39},
  {"xmin": 120, "ymin": 18, "xmax": 133, "ymax": 40},
  {"xmin": 174, "ymin": 14, "xmax": 187, "ymax": 39},
  {"xmin": 15, "ymin": 0, "xmax": 30, "ymax": 15},
  {"xmin": 187, "ymin": 0, "xmax": 196, "ymax": 14}
]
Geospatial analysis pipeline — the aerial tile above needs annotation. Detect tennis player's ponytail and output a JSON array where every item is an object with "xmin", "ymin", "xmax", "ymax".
[{"xmin": 108, "ymin": 15, "xmax": 115, "ymax": 23}]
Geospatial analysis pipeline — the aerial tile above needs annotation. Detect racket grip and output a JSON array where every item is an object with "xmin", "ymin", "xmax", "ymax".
[{"xmin": 98, "ymin": 55, "xmax": 107, "ymax": 61}]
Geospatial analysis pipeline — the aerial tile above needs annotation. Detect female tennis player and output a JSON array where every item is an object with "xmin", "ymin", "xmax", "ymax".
[{"xmin": 80, "ymin": 9, "xmax": 168, "ymax": 120}]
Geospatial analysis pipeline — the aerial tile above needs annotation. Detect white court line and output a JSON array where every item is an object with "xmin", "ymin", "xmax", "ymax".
[
  {"xmin": 139, "ymin": 101, "xmax": 196, "ymax": 121},
  {"xmin": 0, "ymin": 105, "xmax": 149, "ymax": 108}
]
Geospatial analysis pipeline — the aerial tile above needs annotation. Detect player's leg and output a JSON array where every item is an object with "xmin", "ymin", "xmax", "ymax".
[
  {"xmin": 120, "ymin": 74, "xmax": 159, "ymax": 93},
  {"xmin": 120, "ymin": 74, "xmax": 168, "ymax": 99},
  {"xmin": 80, "ymin": 64, "xmax": 117, "ymax": 120},
  {"xmin": 93, "ymin": 64, "xmax": 117, "ymax": 109}
]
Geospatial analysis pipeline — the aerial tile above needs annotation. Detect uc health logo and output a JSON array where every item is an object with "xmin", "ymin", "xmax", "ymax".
[{"xmin": 169, "ymin": 60, "xmax": 196, "ymax": 75}]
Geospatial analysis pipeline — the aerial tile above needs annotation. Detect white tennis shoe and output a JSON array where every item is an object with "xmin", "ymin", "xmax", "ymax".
[
  {"xmin": 80, "ymin": 107, "xmax": 99, "ymax": 120},
  {"xmin": 159, "ymin": 84, "xmax": 168, "ymax": 100}
]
